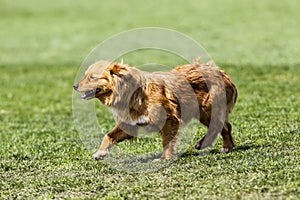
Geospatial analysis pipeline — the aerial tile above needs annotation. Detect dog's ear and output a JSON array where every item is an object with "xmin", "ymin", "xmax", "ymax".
[{"xmin": 109, "ymin": 63, "xmax": 128, "ymax": 77}]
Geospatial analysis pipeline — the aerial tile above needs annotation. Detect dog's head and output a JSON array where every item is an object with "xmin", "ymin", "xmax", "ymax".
[{"xmin": 74, "ymin": 60, "xmax": 139, "ymax": 106}]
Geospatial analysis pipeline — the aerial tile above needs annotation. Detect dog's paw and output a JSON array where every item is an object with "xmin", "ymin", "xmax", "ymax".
[
  {"xmin": 152, "ymin": 156, "xmax": 174, "ymax": 163},
  {"xmin": 219, "ymin": 147, "xmax": 234, "ymax": 153},
  {"xmin": 195, "ymin": 142, "xmax": 212, "ymax": 150},
  {"xmin": 152, "ymin": 158, "xmax": 163, "ymax": 163},
  {"xmin": 93, "ymin": 150, "xmax": 109, "ymax": 160},
  {"xmin": 219, "ymin": 148, "xmax": 229, "ymax": 153},
  {"xmin": 194, "ymin": 142, "xmax": 202, "ymax": 150}
]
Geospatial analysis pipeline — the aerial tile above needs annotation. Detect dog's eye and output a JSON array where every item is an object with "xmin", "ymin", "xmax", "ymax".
[{"xmin": 90, "ymin": 75, "xmax": 96, "ymax": 80}]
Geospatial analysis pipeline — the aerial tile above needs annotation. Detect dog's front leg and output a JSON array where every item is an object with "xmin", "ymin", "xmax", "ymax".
[
  {"xmin": 93, "ymin": 134, "xmax": 114, "ymax": 160},
  {"xmin": 153, "ymin": 118, "xmax": 180, "ymax": 162},
  {"xmin": 93, "ymin": 124, "xmax": 136, "ymax": 160}
]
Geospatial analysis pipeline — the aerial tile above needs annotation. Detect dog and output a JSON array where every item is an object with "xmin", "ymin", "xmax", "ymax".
[{"xmin": 73, "ymin": 58, "xmax": 237, "ymax": 161}]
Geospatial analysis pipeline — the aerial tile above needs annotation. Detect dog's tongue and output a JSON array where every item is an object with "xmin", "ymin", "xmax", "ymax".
[
  {"xmin": 81, "ymin": 93, "xmax": 87, "ymax": 99},
  {"xmin": 81, "ymin": 88, "xmax": 100, "ymax": 100}
]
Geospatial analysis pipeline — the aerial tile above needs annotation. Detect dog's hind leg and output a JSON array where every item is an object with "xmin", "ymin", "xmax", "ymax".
[
  {"xmin": 195, "ymin": 92, "xmax": 228, "ymax": 150},
  {"xmin": 195, "ymin": 120, "xmax": 235, "ymax": 152},
  {"xmin": 93, "ymin": 124, "xmax": 136, "ymax": 160},
  {"xmin": 194, "ymin": 122, "xmax": 222, "ymax": 150},
  {"xmin": 219, "ymin": 121, "xmax": 235, "ymax": 152},
  {"xmin": 194, "ymin": 113, "xmax": 210, "ymax": 150},
  {"xmin": 153, "ymin": 118, "xmax": 180, "ymax": 162},
  {"xmin": 194, "ymin": 115, "xmax": 224, "ymax": 150}
]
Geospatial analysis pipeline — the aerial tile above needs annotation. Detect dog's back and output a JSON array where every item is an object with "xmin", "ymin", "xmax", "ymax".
[{"xmin": 172, "ymin": 61, "xmax": 238, "ymax": 115}]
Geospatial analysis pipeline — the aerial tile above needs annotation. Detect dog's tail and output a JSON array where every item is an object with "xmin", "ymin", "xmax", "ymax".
[{"xmin": 228, "ymin": 78, "xmax": 238, "ymax": 113}]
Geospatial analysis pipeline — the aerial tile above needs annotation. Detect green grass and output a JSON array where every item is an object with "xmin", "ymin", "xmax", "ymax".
[{"xmin": 1, "ymin": 0, "xmax": 299, "ymax": 199}]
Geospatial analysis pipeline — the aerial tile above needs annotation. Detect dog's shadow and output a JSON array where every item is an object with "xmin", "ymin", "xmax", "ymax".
[
  {"xmin": 112, "ymin": 145, "xmax": 259, "ymax": 164},
  {"xmin": 180, "ymin": 144, "xmax": 257, "ymax": 158},
  {"xmin": 231, "ymin": 145, "xmax": 257, "ymax": 152}
]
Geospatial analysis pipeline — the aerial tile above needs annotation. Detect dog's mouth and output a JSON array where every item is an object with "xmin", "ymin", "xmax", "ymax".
[{"xmin": 81, "ymin": 88, "xmax": 101, "ymax": 100}]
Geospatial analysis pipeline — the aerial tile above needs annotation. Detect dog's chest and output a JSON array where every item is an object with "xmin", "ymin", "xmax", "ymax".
[{"xmin": 110, "ymin": 107, "xmax": 148, "ymax": 125}]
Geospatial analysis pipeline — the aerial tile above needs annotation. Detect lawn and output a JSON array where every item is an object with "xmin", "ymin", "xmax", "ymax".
[{"xmin": 0, "ymin": 0, "xmax": 299, "ymax": 199}]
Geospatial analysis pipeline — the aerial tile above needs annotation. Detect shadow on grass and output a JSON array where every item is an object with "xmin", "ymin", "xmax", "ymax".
[
  {"xmin": 231, "ymin": 144, "xmax": 259, "ymax": 152},
  {"xmin": 180, "ymin": 144, "xmax": 259, "ymax": 158}
]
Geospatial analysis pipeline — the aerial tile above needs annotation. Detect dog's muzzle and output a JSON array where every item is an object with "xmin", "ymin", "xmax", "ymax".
[
  {"xmin": 81, "ymin": 88, "xmax": 101, "ymax": 100},
  {"xmin": 73, "ymin": 83, "xmax": 101, "ymax": 100}
]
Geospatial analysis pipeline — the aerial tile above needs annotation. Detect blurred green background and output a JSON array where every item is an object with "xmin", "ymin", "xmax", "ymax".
[
  {"xmin": 1, "ymin": 0, "xmax": 300, "ymax": 66},
  {"xmin": 0, "ymin": 0, "xmax": 299, "ymax": 199}
]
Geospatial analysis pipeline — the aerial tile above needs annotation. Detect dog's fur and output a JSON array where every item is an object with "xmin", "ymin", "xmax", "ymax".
[{"xmin": 74, "ymin": 58, "xmax": 237, "ymax": 161}]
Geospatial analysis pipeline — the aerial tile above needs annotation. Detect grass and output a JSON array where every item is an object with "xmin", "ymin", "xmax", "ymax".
[{"xmin": 0, "ymin": 0, "xmax": 299, "ymax": 199}]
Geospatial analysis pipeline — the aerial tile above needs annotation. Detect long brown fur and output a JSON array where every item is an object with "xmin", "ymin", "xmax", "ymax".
[{"xmin": 74, "ymin": 58, "xmax": 237, "ymax": 161}]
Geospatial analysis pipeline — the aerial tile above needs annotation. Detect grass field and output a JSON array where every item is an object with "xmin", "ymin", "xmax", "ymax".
[{"xmin": 1, "ymin": 0, "xmax": 299, "ymax": 199}]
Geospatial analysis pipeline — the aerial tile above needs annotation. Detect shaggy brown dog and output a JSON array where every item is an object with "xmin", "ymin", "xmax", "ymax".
[{"xmin": 73, "ymin": 59, "xmax": 237, "ymax": 161}]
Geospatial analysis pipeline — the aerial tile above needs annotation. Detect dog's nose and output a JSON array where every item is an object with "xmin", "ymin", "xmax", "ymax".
[{"xmin": 73, "ymin": 83, "xmax": 79, "ymax": 90}]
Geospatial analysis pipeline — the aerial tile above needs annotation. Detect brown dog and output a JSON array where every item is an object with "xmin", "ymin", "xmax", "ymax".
[{"xmin": 74, "ymin": 59, "xmax": 237, "ymax": 161}]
